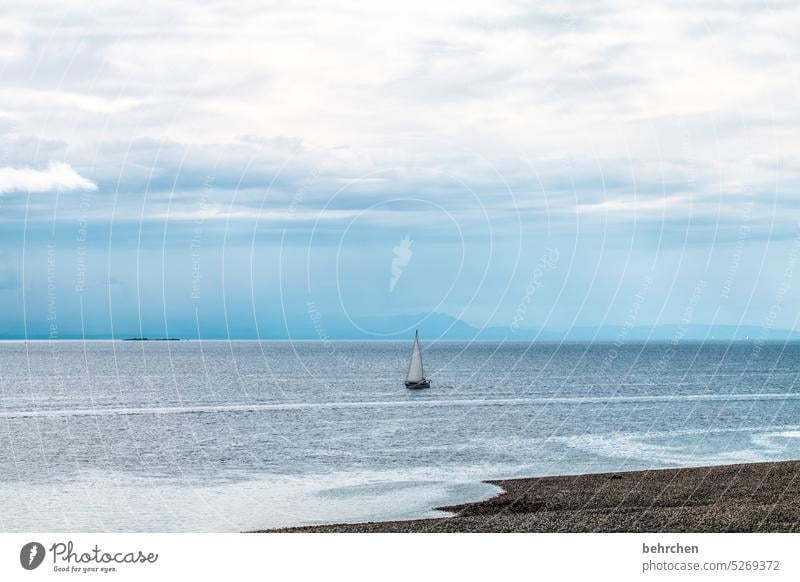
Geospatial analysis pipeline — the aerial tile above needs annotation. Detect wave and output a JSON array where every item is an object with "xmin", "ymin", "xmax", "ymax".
[{"xmin": 3, "ymin": 391, "xmax": 800, "ymax": 419}]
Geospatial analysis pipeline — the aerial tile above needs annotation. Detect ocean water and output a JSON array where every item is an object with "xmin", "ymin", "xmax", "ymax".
[{"xmin": 2, "ymin": 339, "xmax": 800, "ymax": 532}]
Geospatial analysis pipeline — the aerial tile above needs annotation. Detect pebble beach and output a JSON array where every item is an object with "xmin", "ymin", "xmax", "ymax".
[{"xmin": 262, "ymin": 460, "xmax": 800, "ymax": 533}]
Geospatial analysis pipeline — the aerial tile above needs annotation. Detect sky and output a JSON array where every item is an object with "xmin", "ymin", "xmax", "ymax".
[{"xmin": 1, "ymin": 0, "xmax": 800, "ymax": 339}]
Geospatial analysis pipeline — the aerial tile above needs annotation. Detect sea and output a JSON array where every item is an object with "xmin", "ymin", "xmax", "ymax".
[{"xmin": 2, "ymin": 339, "xmax": 800, "ymax": 532}]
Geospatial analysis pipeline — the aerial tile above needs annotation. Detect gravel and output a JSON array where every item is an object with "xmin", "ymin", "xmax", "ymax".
[{"xmin": 255, "ymin": 460, "xmax": 800, "ymax": 533}]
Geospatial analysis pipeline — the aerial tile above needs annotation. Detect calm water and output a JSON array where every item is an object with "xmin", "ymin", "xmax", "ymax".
[{"xmin": 2, "ymin": 340, "xmax": 800, "ymax": 531}]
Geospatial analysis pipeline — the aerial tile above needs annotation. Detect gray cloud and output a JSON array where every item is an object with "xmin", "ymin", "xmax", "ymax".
[{"xmin": 0, "ymin": 0, "xmax": 796, "ymax": 246}]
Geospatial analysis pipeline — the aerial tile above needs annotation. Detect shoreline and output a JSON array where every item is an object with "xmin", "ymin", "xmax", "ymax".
[{"xmin": 258, "ymin": 460, "xmax": 800, "ymax": 533}]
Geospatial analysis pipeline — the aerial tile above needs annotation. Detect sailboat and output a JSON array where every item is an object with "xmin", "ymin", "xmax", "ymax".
[{"xmin": 405, "ymin": 330, "xmax": 431, "ymax": 389}]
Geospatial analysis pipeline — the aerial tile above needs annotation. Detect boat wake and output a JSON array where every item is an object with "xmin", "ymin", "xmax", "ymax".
[{"xmin": 4, "ymin": 391, "xmax": 800, "ymax": 419}]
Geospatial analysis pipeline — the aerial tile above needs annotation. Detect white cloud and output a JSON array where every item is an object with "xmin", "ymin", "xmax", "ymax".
[
  {"xmin": 0, "ymin": 0, "xmax": 798, "ymax": 233},
  {"xmin": 0, "ymin": 162, "xmax": 96, "ymax": 193},
  {"xmin": 579, "ymin": 195, "xmax": 690, "ymax": 215},
  {"xmin": 151, "ymin": 207, "xmax": 363, "ymax": 222},
  {"xmin": 0, "ymin": 89, "xmax": 149, "ymax": 115}
]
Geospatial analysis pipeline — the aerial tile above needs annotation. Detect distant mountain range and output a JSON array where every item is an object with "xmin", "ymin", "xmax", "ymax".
[
  {"xmin": 5, "ymin": 312, "xmax": 800, "ymax": 341},
  {"xmin": 342, "ymin": 314, "xmax": 800, "ymax": 341}
]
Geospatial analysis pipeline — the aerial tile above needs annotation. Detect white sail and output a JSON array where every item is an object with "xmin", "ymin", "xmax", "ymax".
[{"xmin": 406, "ymin": 330, "xmax": 425, "ymax": 383}]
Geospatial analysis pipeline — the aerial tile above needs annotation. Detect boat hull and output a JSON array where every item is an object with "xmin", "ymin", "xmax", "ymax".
[{"xmin": 405, "ymin": 379, "xmax": 431, "ymax": 389}]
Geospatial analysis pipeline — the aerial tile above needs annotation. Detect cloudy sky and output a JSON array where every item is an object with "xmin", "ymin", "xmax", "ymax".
[{"xmin": 1, "ymin": 0, "xmax": 800, "ymax": 339}]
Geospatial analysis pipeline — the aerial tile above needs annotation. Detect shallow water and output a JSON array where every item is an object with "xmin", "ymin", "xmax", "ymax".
[{"xmin": 1, "ymin": 340, "xmax": 800, "ymax": 531}]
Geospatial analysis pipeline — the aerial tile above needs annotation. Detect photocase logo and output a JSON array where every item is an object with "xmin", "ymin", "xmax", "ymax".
[
  {"xmin": 20, "ymin": 542, "xmax": 46, "ymax": 570},
  {"xmin": 390, "ymin": 235, "xmax": 413, "ymax": 292}
]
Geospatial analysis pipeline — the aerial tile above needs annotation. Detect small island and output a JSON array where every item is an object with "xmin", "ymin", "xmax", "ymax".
[{"xmin": 122, "ymin": 338, "xmax": 182, "ymax": 341}]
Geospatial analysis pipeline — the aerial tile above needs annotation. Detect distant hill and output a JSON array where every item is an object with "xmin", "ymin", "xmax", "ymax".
[
  {"xmin": 538, "ymin": 324, "xmax": 800, "ymax": 342},
  {"xmin": 281, "ymin": 313, "xmax": 800, "ymax": 341},
  {"xmin": 4, "ymin": 313, "xmax": 800, "ymax": 341},
  {"xmin": 325, "ymin": 316, "xmax": 800, "ymax": 342}
]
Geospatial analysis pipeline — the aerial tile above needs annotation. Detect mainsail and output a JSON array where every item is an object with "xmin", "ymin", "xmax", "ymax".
[{"xmin": 406, "ymin": 330, "xmax": 425, "ymax": 383}]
